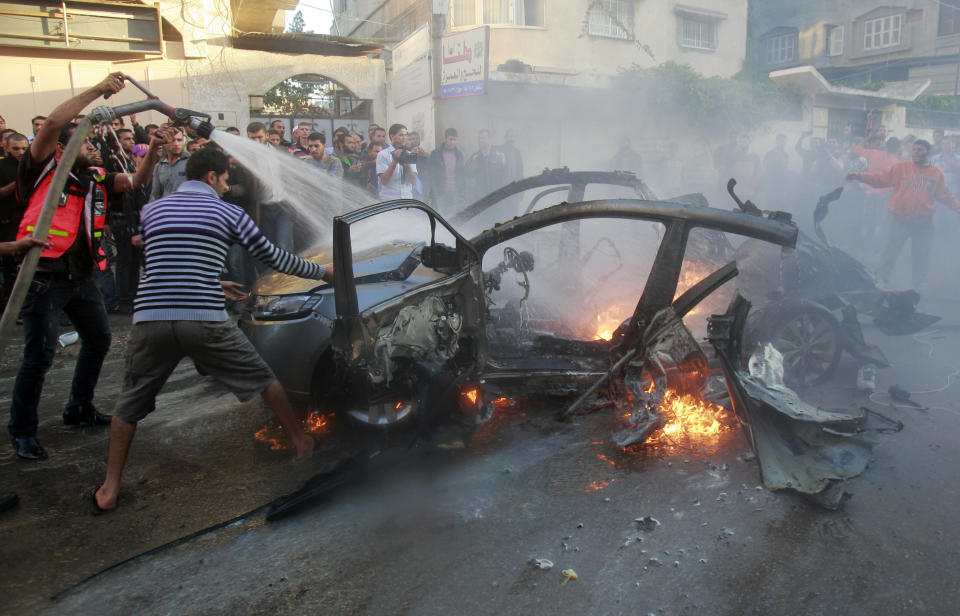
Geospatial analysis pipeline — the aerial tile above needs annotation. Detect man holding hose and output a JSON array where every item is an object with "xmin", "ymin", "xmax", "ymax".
[
  {"xmin": 8, "ymin": 72, "xmax": 166, "ymax": 461},
  {"xmin": 94, "ymin": 147, "xmax": 334, "ymax": 511}
]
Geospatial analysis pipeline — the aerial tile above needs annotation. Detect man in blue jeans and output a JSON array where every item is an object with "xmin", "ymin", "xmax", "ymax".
[{"xmin": 9, "ymin": 73, "xmax": 165, "ymax": 461}]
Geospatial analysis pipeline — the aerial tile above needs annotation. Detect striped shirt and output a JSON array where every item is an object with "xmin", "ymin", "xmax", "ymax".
[{"xmin": 134, "ymin": 180, "xmax": 324, "ymax": 323}]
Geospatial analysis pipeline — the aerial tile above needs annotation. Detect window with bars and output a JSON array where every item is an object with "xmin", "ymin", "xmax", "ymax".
[
  {"xmin": 450, "ymin": 0, "xmax": 544, "ymax": 27},
  {"xmin": 764, "ymin": 32, "xmax": 797, "ymax": 65},
  {"xmin": 939, "ymin": 0, "xmax": 960, "ymax": 36},
  {"xmin": 678, "ymin": 15, "xmax": 716, "ymax": 50},
  {"xmin": 863, "ymin": 14, "xmax": 902, "ymax": 50},
  {"xmin": 587, "ymin": 0, "xmax": 633, "ymax": 40}
]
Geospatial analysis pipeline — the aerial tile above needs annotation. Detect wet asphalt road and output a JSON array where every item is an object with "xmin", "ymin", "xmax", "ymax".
[{"xmin": 2, "ymin": 292, "xmax": 960, "ymax": 615}]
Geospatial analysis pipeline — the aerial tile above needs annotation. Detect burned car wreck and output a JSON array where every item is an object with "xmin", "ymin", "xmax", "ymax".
[{"xmin": 240, "ymin": 170, "xmax": 900, "ymax": 508}]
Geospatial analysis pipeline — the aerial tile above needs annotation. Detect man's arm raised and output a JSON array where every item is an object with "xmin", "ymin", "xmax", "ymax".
[
  {"xmin": 30, "ymin": 72, "xmax": 125, "ymax": 166},
  {"xmin": 112, "ymin": 127, "xmax": 170, "ymax": 193}
]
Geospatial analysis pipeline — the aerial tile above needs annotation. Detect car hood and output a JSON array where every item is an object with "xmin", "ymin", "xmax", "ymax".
[{"xmin": 255, "ymin": 242, "xmax": 423, "ymax": 295}]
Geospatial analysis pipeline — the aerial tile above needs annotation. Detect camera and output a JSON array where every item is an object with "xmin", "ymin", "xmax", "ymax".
[{"xmin": 397, "ymin": 149, "xmax": 418, "ymax": 164}]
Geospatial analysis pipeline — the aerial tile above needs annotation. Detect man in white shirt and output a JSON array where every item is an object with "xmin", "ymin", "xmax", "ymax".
[
  {"xmin": 376, "ymin": 123, "xmax": 418, "ymax": 200},
  {"xmin": 27, "ymin": 115, "xmax": 46, "ymax": 143}
]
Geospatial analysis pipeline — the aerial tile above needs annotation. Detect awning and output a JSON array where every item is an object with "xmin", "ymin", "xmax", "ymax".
[
  {"xmin": 673, "ymin": 4, "xmax": 727, "ymax": 20},
  {"xmin": 232, "ymin": 33, "xmax": 382, "ymax": 57},
  {"xmin": 769, "ymin": 65, "xmax": 930, "ymax": 103}
]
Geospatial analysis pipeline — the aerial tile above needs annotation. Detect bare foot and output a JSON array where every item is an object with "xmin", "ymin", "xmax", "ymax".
[
  {"xmin": 94, "ymin": 485, "xmax": 117, "ymax": 511},
  {"xmin": 293, "ymin": 433, "xmax": 314, "ymax": 460}
]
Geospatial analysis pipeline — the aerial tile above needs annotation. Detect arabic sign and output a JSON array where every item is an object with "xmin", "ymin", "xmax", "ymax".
[
  {"xmin": 393, "ymin": 23, "xmax": 432, "ymax": 107},
  {"xmin": 441, "ymin": 26, "xmax": 488, "ymax": 98}
]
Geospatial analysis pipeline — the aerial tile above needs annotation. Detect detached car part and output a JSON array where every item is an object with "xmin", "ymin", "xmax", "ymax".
[{"xmin": 708, "ymin": 294, "xmax": 902, "ymax": 508}]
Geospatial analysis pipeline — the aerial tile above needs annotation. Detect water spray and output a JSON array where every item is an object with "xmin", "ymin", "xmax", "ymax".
[{"xmin": 0, "ymin": 76, "xmax": 214, "ymax": 356}]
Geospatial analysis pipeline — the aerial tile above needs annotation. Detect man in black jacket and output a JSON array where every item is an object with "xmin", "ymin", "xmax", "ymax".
[{"xmin": 427, "ymin": 128, "xmax": 466, "ymax": 213}]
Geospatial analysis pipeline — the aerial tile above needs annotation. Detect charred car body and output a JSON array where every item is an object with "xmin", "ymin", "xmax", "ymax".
[{"xmin": 240, "ymin": 170, "xmax": 899, "ymax": 505}]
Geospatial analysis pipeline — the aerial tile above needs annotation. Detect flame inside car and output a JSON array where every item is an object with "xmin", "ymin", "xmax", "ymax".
[{"xmin": 590, "ymin": 261, "xmax": 722, "ymax": 341}]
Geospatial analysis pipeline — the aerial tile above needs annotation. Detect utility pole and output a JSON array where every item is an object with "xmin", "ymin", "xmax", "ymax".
[{"xmin": 432, "ymin": 1, "xmax": 447, "ymax": 149}]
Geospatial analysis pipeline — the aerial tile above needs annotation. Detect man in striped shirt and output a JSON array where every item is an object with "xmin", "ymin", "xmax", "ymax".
[{"xmin": 94, "ymin": 147, "xmax": 333, "ymax": 511}]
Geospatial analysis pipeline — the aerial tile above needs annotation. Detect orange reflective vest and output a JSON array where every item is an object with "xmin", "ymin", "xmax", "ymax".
[{"xmin": 16, "ymin": 157, "xmax": 108, "ymax": 271}]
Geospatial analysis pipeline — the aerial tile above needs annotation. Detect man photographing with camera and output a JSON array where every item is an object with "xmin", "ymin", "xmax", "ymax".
[{"xmin": 376, "ymin": 123, "xmax": 418, "ymax": 200}]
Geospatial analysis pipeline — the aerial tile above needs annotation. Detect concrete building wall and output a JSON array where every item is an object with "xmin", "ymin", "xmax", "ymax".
[
  {"xmin": 387, "ymin": 88, "xmax": 436, "ymax": 150},
  {"xmin": 0, "ymin": 0, "xmax": 386, "ymax": 136},
  {"xmin": 479, "ymin": 0, "xmax": 747, "ymax": 78},
  {"xmin": 1, "ymin": 49, "xmax": 190, "ymax": 133},
  {"xmin": 909, "ymin": 63, "xmax": 960, "ymax": 95},
  {"xmin": 185, "ymin": 48, "xmax": 387, "ymax": 130}
]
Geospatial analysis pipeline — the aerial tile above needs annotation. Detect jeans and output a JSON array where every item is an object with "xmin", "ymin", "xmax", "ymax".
[
  {"xmin": 879, "ymin": 215, "xmax": 933, "ymax": 288},
  {"xmin": 113, "ymin": 230, "xmax": 142, "ymax": 310},
  {"xmin": 260, "ymin": 205, "xmax": 294, "ymax": 253},
  {"xmin": 8, "ymin": 274, "xmax": 111, "ymax": 438},
  {"xmin": 225, "ymin": 244, "xmax": 256, "ymax": 289}
]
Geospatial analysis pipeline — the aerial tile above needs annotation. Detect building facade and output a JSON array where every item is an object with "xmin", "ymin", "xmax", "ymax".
[
  {"xmin": 0, "ymin": 0, "xmax": 386, "ymax": 136},
  {"xmin": 749, "ymin": 0, "xmax": 960, "ymax": 95},
  {"xmin": 335, "ymin": 0, "xmax": 749, "ymax": 189},
  {"xmin": 748, "ymin": 0, "xmax": 960, "ymax": 136}
]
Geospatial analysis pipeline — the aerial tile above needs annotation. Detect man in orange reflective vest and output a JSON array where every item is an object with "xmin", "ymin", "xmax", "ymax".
[{"xmin": 9, "ymin": 72, "xmax": 167, "ymax": 461}]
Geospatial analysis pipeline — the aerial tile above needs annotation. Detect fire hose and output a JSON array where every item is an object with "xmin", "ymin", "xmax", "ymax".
[{"xmin": 0, "ymin": 77, "xmax": 215, "ymax": 357}]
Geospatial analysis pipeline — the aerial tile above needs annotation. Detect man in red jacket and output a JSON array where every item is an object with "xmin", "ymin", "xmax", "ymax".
[{"xmin": 847, "ymin": 139, "xmax": 960, "ymax": 287}]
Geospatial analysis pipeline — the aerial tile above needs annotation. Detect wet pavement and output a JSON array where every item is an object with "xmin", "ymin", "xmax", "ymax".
[{"xmin": 2, "ymin": 297, "xmax": 960, "ymax": 615}]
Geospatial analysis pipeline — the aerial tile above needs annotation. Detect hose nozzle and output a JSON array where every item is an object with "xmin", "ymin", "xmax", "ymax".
[
  {"xmin": 89, "ymin": 106, "xmax": 117, "ymax": 125},
  {"xmin": 186, "ymin": 116, "xmax": 215, "ymax": 139}
]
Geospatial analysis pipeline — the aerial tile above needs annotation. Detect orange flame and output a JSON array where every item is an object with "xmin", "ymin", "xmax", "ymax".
[
  {"xmin": 586, "ymin": 479, "xmax": 612, "ymax": 492},
  {"xmin": 589, "ymin": 261, "xmax": 721, "ymax": 341},
  {"xmin": 303, "ymin": 411, "xmax": 332, "ymax": 434},
  {"xmin": 254, "ymin": 411, "xmax": 334, "ymax": 450},
  {"xmin": 253, "ymin": 427, "xmax": 286, "ymax": 450},
  {"xmin": 462, "ymin": 388, "xmax": 479, "ymax": 405},
  {"xmin": 639, "ymin": 389, "xmax": 733, "ymax": 453},
  {"xmin": 594, "ymin": 308, "xmax": 625, "ymax": 341}
]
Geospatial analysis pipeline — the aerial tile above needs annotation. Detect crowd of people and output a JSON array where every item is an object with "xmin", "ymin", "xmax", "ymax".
[
  {"xmin": 1, "ymin": 105, "xmax": 528, "ymax": 310},
  {"xmin": 238, "ymin": 118, "xmax": 525, "ymax": 211}
]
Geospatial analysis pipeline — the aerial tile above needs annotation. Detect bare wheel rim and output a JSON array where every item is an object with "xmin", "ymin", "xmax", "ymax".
[{"xmin": 772, "ymin": 309, "xmax": 840, "ymax": 386}]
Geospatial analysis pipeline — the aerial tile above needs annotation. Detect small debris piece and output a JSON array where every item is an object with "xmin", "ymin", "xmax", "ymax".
[
  {"xmin": 603, "ymin": 497, "xmax": 611, "ymax": 503},
  {"xmin": 718, "ymin": 528, "xmax": 735, "ymax": 539},
  {"xmin": 532, "ymin": 558, "xmax": 554, "ymax": 571},
  {"xmin": 576, "ymin": 522, "xmax": 584, "ymax": 529},
  {"xmin": 646, "ymin": 558, "xmax": 663, "ymax": 567},
  {"xmin": 634, "ymin": 516, "xmax": 660, "ymax": 532},
  {"xmin": 742, "ymin": 451, "xmax": 756, "ymax": 462},
  {"xmin": 561, "ymin": 569, "xmax": 578, "ymax": 585}
]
